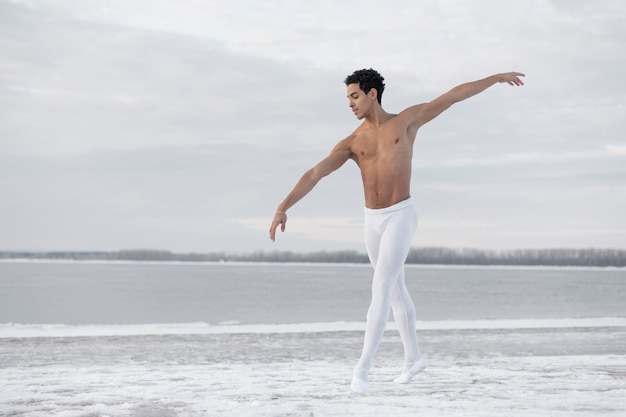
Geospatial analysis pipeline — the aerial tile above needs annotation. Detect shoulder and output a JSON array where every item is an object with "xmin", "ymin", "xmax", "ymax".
[
  {"xmin": 330, "ymin": 132, "xmax": 358, "ymax": 156},
  {"xmin": 398, "ymin": 104, "xmax": 426, "ymax": 119},
  {"xmin": 398, "ymin": 103, "xmax": 429, "ymax": 130},
  {"xmin": 341, "ymin": 125, "xmax": 367, "ymax": 146}
]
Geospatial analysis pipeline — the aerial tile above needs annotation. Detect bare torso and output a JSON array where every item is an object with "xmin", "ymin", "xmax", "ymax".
[{"xmin": 348, "ymin": 112, "xmax": 418, "ymax": 209}]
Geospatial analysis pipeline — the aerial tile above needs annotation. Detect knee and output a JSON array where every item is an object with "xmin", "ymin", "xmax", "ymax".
[
  {"xmin": 366, "ymin": 304, "xmax": 389, "ymax": 325},
  {"xmin": 370, "ymin": 282, "xmax": 393, "ymax": 305}
]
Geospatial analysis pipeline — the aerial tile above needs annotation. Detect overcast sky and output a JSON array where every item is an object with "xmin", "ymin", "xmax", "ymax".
[{"xmin": 1, "ymin": 0, "xmax": 625, "ymax": 254}]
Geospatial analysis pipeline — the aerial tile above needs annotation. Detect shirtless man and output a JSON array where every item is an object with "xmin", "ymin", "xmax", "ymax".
[{"xmin": 269, "ymin": 69, "xmax": 525, "ymax": 393}]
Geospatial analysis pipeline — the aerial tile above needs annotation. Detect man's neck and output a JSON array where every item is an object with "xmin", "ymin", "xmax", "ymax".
[{"xmin": 363, "ymin": 105, "xmax": 392, "ymax": 128}]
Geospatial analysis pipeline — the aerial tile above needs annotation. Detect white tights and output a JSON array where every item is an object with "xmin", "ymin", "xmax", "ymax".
[{"xmin": 353, "ymin": 197, "xmax": 422, "ymax": 382}]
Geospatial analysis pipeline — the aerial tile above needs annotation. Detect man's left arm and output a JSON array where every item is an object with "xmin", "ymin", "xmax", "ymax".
[{"xmin": 409, "ymin": 72, "xmax": 525, "ymax": 128}]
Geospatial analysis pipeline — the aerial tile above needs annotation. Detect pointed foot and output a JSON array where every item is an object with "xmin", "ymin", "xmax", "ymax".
[
  {"xmin": 350, "ymin": 377, "xmax": 369, "ymax": 394},
  {"xmin": 393, "ymin": 357, "xmax": 428, "ymax": 384}
]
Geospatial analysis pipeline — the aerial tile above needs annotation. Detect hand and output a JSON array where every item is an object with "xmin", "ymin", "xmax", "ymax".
[
  {"xmin": 269, "ymin": 211, "xmax": 287, "ymax": 242},
  {"xmin": 499, "ymin": 72, "xmax": 525, "ymax": 86}
]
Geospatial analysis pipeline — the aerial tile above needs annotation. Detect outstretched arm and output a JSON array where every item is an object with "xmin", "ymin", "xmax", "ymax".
[
  {"xmin": 269, "ymin": 139, "xmax": 352, "ymax": 241},
  {"xmin": 408, "ymin": 72, "xmax": 525, "ymax": 129}
]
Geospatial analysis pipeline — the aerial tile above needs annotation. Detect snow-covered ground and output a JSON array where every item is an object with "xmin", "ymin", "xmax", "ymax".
[{"xmin": 1, "ymin": 319, "xmax": 625, "ymax": 416}]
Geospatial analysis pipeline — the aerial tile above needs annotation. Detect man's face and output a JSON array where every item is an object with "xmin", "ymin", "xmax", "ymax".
[{"xmin": 347, "ymin": 83, "xmax": 374, "ymax": 120}]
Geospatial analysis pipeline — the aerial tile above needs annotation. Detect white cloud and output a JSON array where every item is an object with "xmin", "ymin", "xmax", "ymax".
[{"xmin": 1, "ymin": 0, "xmax": 625, "ymax": 252}]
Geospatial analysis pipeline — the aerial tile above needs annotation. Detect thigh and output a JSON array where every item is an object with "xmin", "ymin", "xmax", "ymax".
[
  {"xmin": 377, "ymin": 208, "xmax": 417, "ymax": 270},
  {"xmin": 364, "ymin": 216, "xmax": 382, "ymax": 267}
]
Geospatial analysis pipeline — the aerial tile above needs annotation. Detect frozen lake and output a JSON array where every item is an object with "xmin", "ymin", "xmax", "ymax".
[
  {"xmin": 1, "ymin": 261, "xmax": 624, "ymax": 324},
  {"xmin": 1, "ymin": 261, "xmax": 625, "ymax": 416}
]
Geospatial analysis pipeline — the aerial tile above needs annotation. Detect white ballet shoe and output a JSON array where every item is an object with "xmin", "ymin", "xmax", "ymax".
[
  {"xmin": 350, "ymin": 377, "xmax": 369, "ymax": 394},
  {"xmin": 393, "ymin": 357, "xmax": 428, "ymax": 384}
]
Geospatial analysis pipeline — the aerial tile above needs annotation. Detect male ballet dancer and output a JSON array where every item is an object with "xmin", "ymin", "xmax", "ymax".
[{"xmin": 269, "ymin": 69, "xmax": 525, "ymax": 393}]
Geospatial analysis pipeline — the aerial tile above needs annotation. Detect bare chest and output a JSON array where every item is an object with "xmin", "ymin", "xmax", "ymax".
[{"xmin": 351, "ymin": 126, "xmax": 411, "ymax": 164}]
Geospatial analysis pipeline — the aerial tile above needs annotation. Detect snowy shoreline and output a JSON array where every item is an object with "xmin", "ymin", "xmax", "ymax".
[
  {"xmin": 2, "ymin": 324, "xmax": 625, "ymax": 416},
  {"xmin": 2, "ymin": 317, "xmax": 626, "ymax": 339}
]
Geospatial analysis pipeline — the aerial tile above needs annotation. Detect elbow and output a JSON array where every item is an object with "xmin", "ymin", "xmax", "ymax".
[
  {"xmin": 305, "ymin": 167, "xmax": 324, "ymax": 183},
  {"xmin": 449, "ymin": 86, "xmax": 466, "ymax": 103}
]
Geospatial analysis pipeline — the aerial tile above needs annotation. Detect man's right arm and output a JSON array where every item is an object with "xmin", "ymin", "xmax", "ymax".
[{"xmin": 269, "ymin": 138, "xmax": 353, "ymax": 241}]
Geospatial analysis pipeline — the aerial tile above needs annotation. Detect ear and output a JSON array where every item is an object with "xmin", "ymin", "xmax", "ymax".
[{"xmin": 368, "ymin": 88, "xmax": 378, "ymax": 101}]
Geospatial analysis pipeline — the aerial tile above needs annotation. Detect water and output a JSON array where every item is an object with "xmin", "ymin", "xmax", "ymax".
[
  {"xmin": 1, "ymin": 261, "xmax": 625, "ymax": 416},
  {"xmin": 0, "ymin": 261, "xmax": 624, "ymax": 325}
]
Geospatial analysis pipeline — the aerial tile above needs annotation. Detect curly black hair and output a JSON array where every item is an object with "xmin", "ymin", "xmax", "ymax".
[{"xmin": 344, "ymin": 68, "xmax": 385, "ymax": 104}]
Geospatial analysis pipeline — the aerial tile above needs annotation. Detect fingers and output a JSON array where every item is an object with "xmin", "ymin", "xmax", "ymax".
[
  {"xmin": 269, "ymin": 214, "xmax": 287, "ymax": 241},
  {"xmin": 508, "ymin": 72, "xmax": 525, "ymax": 86},
  {"xmin": 269, "ymin": 221, "xmax": 277, "ymax": 241},
  {"xmin": 269, "ymin": 222, "xmax": 279, "ymax": 241}
]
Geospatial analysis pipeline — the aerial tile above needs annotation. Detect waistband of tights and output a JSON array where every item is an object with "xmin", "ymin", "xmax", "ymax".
[{"xmin": 364, "ymin": 197, "xmax": 414, "ymax": 215}]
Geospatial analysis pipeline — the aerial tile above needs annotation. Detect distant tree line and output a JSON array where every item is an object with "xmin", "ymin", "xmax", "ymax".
[
  {"xmin": 1, "ymin": 247, "xmax": 625, "ymax": 267},
  {"xmin": 405, "ymin": 247, "xmax": 626, "ymax": 267}
]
